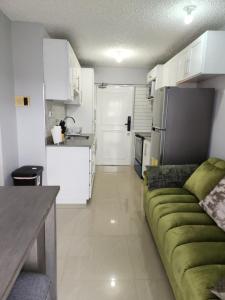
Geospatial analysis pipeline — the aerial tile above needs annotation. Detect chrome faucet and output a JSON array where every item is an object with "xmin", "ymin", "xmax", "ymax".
[{"xmin": 64, "ymin": 116, "xmax": 76, "ymax": 124}]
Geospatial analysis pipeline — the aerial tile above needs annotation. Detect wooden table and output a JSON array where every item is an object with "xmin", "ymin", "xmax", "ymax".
[{"xmin": 0, "ymin": 186, "xmax": 59, "ymax": 300}]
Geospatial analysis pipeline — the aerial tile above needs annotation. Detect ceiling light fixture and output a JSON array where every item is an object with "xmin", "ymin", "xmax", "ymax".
[
  {"xmin": 114, "ymin": 50, "xmax": 124, "ymax": 63},
  {"xmin": 110, "ymin": 277, "xmax": 116, "ymax": 288},
  {"xmin": 183, "ymin": 5, "xmax": 196, "ymax": 25},
  {"xmin": 106, "ymin": 48, "xmax": 133, "ymax": 63}
]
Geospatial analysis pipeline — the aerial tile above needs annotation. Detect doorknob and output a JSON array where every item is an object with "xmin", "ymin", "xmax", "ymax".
[{"xmin": 125, "ymin": 116, "xmax": 131, "ymax": 132}]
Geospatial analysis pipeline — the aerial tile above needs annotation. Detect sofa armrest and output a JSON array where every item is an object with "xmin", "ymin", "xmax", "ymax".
[{"xmin": 145, "ymin": 164, "xmax": 198, "ymax": 190}]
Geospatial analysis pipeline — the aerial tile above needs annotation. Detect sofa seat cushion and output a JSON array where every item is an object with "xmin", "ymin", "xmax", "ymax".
[
  {"xmin": 157, "ymin": 212, "xmax": 215, "ymax": 248},
  {"xmin": 145, "ymin": 188, "xmax": 190, "ymax": 212},
  {"xmin": 147, "ymin": 187, "xmax": 190, "ymax": 201},
  {"xmin": 165, "ymin": 225, "xmax": 225, "ymax": 263},
  {"xmin": 152, "ymin": 203, "xmax": 202, "ymax": 234},
  {"xmin": 148, "ymin": 194, "xmax": 198, "ymax": 221},
  {"xmin": 172, "ymin": 242, "xmax": 225, "ymax": 288},
  {"xmin": 7, "ymin": 272, "xmax": 51, "ymax": 300},
  {"xmin": 183, "ymin": 265, "xmax": 225, "ymax": 300}
]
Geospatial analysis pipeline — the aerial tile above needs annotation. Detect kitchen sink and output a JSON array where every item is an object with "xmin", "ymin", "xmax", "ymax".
[{"xmin": 65, "ymin": 135, "xmax": 89, "ymax": 140}]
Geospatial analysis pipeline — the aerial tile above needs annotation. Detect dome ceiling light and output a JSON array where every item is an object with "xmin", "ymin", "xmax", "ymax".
[
  {"xmin": 106, "ymin": 48, "xmax": 133, "ymax": 63},
  {"xmin": 184, "ymin": 5, "xmax": 196, "ymax": 25}
]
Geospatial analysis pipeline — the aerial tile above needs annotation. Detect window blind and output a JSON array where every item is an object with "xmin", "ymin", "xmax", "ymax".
[{"xmin": 133, "ymin": 87, "xmax": 152, "ymax": 132}]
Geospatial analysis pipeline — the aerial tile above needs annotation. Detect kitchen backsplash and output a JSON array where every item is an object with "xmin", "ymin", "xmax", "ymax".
[{"xmin": 45, "ymin": 101, "xmax": 66, "ymax": 137}]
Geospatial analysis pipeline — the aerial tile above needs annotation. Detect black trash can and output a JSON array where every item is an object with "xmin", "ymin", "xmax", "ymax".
[{"xmin": 12, "ymin": 166, "xmax": 43, "ymax": 186}]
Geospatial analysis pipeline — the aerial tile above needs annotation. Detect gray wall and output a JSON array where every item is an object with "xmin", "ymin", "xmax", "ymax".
[
  {"xmin": 0, "ymin": 11, "xmax": 18, "ymax": 185},
  {"xmin": 199, "ymin": 76, "xmax": 225, "ymax": 160},
  {"xmin": 12, "ymin": 22, "xmax": 48, "ymax": 182},
  {"xmin": 95, "ymin": 67, "xmax": 148, "ymax": 85}
]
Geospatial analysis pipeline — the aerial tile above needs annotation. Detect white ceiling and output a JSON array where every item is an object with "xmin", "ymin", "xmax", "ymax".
[{"xmin": 1, "ymin": 0, "xmax": 225, "ymax": 68}]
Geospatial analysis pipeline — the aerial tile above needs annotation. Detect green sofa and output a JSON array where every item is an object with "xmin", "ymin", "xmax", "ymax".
[{"xmin": 144, "ymin": 158, "xmax": 225, "ymax": 300}]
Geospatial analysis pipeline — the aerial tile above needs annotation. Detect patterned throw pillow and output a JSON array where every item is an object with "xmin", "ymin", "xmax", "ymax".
[
  {"xmin": 211, "ymin": 277, "xmax": 225, "ymax": 299},
  {"xmin": 199, "ymin": 177, "xmax": 225, "ymax": 231}
]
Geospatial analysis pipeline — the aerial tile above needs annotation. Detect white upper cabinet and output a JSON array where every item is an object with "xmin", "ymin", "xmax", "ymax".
[
  {"xmin": 150, "ymin": 31, "xmax": 225, "ymax": 87},
  {"xmin": 147, "ymin": 65, "xmax": 163, "ymax": 89},
  {"xmin": 177, "ymin": 48, "xmax": 191, "ymax": 82},
  {"xmin": 188, "ymin": 36, "xmax": 204, "ymax": 77},
  {"xmin": 43, "ymin": 39, "xmax": 82, "ymax": 104},
  {"xmin": 162, "ymin": 56, "xmax": 178, "ymax": 87},
  {"xmin": 177, "ymin": 31, "xmax": 225, "ymax": 83}
]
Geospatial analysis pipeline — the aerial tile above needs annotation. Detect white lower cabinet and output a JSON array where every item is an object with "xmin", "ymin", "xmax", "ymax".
[
  {"xmin": 89, "ymin": 142, "xmax": 96, "ymax": 198},
  {"xmin": 47, "ymin": 145, "xmax": 95, "ymax": 205},
  {"xmin": 142, "ymin": 139, "xmax": 151, "ymax": 177}
]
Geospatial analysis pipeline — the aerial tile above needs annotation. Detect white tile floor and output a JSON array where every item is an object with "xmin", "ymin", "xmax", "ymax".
[{"xmin": 57, "ymin": 166, "xmax": 175, "ymax": 300}]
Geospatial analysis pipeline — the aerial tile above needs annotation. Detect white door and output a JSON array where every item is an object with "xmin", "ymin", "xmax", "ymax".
[{"xmin": 96, "ymin": 86, "xmax": 134, "ymax": 165}]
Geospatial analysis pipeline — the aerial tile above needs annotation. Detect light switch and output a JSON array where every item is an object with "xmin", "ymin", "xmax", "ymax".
[{"xmin": 15, "ymin": 96, "xmax": 30, "ymax": 107}]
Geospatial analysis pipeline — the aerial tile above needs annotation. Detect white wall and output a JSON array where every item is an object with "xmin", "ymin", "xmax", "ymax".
[
  {"xmin": 45, "ymin": 101, "xmax": 66, "ymax": 137},
  {"xmin": 199, "ymin": 76, "xmax": 225, "ymax": 160},
  {"xmin": 0, "ymin": 10, "xmax": 18, "ymax": 185},
  {"xmin": 12, "ymin": 22, "xmax": 48, "ymax": 182},
  {"xmin": 95, "ymin": 67, "xmax": 148, "ymax": 85}
]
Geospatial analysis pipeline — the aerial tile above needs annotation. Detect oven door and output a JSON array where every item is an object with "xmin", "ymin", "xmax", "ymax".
[{"xmin": 135, "ymin": 136, "xmax": 143, "ymax": 164}]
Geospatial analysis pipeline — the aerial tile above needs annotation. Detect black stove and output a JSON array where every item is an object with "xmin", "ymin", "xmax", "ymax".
[{"xmin": 134, "ymin": 132, "xmax": 151, "ymax": 178}]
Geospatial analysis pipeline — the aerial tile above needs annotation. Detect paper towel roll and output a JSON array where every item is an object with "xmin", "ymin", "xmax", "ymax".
[{"xmin": 51, "ymin": 126, "xmax": 62, "ymax": 144}]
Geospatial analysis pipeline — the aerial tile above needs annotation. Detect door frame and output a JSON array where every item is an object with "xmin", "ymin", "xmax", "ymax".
[
  {"xmin": 95, "ymin": 84, "xmax": 135, "ymax": 166},
  {"xmin": 0, "ymin": 126, "xmax": 4, "ymax": 186}
]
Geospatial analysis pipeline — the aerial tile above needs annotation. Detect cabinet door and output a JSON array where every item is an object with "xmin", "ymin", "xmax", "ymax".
[
  {"xmin": 168, "ymin": 57, "xmax": 178, "ymax": 86},
  {"xmin": 189, "ymin": 38, "xmax": 204, "ymax": 76},
  {"xmin": 155, "ymin": 65, "xmax": 163, "ymax": 89},
  {"xmin": 43, "ymin": 39, "xmax": 70, "ymax": 101},
  {"xmin": 177, "ymin": 48, "xmax": 191, "ymax": 82},
  {"xmin": 162, "ymin": 59, "xmax": 178, "ymax": 87},
  {"xmin": 89, "ymin": 143, "xmax": 96, "ymax": 197},
  {"xmin": 162, "ymin": 62, "xmax": 169, "ymax": 87},
  {"xmin": 76, "ymin": 64, "xmax": 81, "ymax": 94},
  {"xmin": 68, "ymin": 44, "xmax": 77, "ymax": 100},
  {"xmin": 47, "ymin": 147, "xmax": 90, "ymax": 204}
]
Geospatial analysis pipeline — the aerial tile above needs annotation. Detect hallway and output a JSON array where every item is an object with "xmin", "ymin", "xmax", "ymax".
[{"xmin": 57, "ymin": 166, "xmax": 174, "ymax": 299}]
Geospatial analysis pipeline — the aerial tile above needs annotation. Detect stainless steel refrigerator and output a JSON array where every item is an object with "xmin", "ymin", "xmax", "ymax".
[{"xmin": 151, "ymin": 87, "xmax": 214, "ymax": 165}]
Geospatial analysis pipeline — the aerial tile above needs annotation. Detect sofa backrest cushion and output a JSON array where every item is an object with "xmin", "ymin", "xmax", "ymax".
[{"xmin": 184, "ymin": 158, "xmax": 225, "ymax": 200}]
